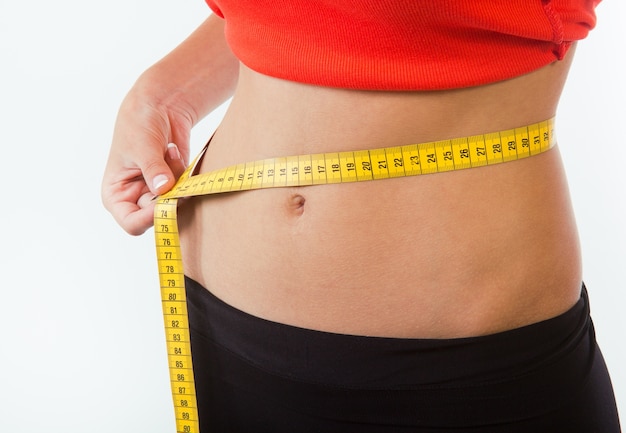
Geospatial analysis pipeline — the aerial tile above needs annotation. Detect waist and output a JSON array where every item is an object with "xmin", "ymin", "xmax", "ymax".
[
  {"xmin": 178, "ymin": 60, "xmax": 581, "ymax": 338},
  {"xmin": 179, "ymin": 143, "xmax": 581, "ymax": 338}
]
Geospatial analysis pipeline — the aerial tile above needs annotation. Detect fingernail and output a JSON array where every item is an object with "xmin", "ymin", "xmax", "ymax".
[
  {"xmin": 153, "ymin": 174, "xmax": 168, "ymax": 190},
  {"xmin": 167, "ymin": 143, "xmax": 182, "ymax": 160}
]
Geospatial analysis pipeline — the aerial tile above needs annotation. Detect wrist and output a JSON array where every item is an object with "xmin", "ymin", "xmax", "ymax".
[
  {"xmin": 134, "ymin": 15, "xmax": 238, "ymax": 124},
  {"xmin": 134, "ymin": 64, "xmax": 196, "ymax": 114}
]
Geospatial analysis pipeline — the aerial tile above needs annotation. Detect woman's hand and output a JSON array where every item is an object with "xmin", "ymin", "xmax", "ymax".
[
  {"xmin": 101, "ymin": 85, "xmax": 191, "ymax": 235},
  {"xmin": 101, "ymin": 14, "xmax": 238, "ymax": 235}
]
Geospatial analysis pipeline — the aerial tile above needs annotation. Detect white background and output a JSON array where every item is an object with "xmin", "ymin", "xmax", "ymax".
[{"xmin": 0, "ymin": 1, "xmax": 624, "ymax": 431}]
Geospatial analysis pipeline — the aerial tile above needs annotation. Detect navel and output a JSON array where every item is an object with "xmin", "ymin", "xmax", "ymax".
[{"xmin": 287, "ymin": 193, "xmax": 306, "ymax": 217}]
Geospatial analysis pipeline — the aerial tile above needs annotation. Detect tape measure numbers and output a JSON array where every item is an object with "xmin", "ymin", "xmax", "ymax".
[
  {"xmin": 153, "ymin": 118, "xmax": 555, "ymax": 432},
  {"xmin": 154, "ymin": 200, "xmax": 197, "ymax": 433}
]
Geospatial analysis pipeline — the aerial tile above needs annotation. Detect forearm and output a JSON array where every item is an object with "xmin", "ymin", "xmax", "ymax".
[{"xmin": 131, "ymin": 14, "xmax": 239, "ymax": 126}]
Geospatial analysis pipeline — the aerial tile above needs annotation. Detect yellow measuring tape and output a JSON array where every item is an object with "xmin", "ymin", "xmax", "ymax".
[{"xmin": 153, "ymin": 118, "xmax": 555, "ymax": 432}]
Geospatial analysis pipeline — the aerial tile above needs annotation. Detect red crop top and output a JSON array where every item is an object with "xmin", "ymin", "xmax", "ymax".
[{"xmin": 205, "ymin": 0, "xmax": 600, "ymax": 90}]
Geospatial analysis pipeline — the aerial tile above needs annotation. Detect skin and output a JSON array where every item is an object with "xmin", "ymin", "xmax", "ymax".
[{"xmin": 103, "ymin": 15, "xmax": 582, "ymax": 338}]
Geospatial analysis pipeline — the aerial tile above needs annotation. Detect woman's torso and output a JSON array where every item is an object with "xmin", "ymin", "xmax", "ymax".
[{"xmin": 179, "ymin": 47, "xmax": 581, "ymax": 338}]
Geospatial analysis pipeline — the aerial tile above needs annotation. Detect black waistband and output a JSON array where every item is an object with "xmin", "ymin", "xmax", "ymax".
[{"xmin": 185, "ymin": 276, "xmax": 590, "ymax": 389}]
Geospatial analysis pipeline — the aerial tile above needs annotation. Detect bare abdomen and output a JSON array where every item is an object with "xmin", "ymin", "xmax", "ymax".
[{"xmin": 178, "ymin": 54, "xmax": 582, "ymax": 338}]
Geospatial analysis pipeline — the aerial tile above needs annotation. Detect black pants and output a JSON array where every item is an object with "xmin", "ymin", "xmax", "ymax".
[{"xmin": 186, "ymin": 277, "xmax": 621, "ymax": 432}]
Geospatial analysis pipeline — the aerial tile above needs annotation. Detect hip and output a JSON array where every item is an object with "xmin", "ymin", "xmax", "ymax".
[{"xmin": 186, "ymin": 278, "xmax": 621, "ymax": 432}]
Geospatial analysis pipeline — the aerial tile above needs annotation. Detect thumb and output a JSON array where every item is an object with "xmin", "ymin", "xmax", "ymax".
[{"xmin": 142, "ymin": 147, "xmax": 177, "ymax": 196}]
